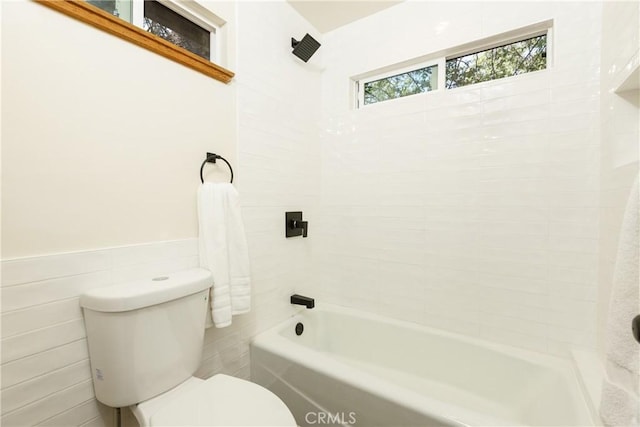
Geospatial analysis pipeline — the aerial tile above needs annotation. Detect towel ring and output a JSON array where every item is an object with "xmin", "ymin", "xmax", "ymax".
[{"xmin": 200, "ymin": 153, "xmax": 234, "ymax": 184}]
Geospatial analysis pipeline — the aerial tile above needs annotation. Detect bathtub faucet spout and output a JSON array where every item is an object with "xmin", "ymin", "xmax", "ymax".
[{"xmin": 291, "ymin": 294, "xmax": 315, "ymax": 309}]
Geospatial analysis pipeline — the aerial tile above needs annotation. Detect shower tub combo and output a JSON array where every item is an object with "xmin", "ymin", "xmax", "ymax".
[{"xmin": 251, "ymin": 305, "xmax": 594, "ymax": 427}]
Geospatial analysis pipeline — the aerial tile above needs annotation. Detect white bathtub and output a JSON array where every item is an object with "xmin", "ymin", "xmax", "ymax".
[{"xmin": 251, "ymin": 305, "xmax": 595, "ymax": 427}]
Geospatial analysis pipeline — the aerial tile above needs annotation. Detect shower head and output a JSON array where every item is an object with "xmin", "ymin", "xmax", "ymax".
[{"xmin": 291, "ymin": 33, "xmax": 321, "ymax": 62}]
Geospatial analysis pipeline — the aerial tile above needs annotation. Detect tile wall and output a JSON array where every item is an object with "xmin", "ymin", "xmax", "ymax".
[
  {"xmin": 317, "ymin": 1, "xmax": 603, "ymax": 357},
  {"xmin": 196, "ymin": 0, "xmax": 322, "ymax": 381},
  {"xmin": 234, "ymin": 0, "xmax": 322, "ymax": 316}
]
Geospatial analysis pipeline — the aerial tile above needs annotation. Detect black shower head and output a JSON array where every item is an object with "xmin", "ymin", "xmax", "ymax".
[{"xmin": 291, "ymin": 34, "xmax": 321, "ymax": 62}]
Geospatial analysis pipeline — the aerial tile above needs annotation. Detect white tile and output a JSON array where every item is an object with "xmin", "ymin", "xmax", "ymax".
[
  {"xmin": 1, "ymin": 360, "xmax": 91, "ymax": 414},
  {"xmin": 549, "ymin": 282, "xmax": 597, "ymax": 303},
  {"xmin": 2, "ymin": 298, "xmax": 82, "ymax": 338},
  {"xmin": 36, "ymin": 399, "xmax": 104, "ymax": 427},
  {"xmin": 109, "ymin": 239, "xmax": 198, "ymax": 268},
  {"xmin": 2, "ymin": 251, "xmax": 110, "ymax": 287},
  {"xmin": 2, "ymin": 319, "xmax": 86, "ymax": 364},
  {"xmin": 548, "ymin": 327, "xmax": 597, "ymax": 348},
  {"xmin": 1, "ymin": 340, "xmax": 89, "ymax": 388},
  {"xmin": 1, "ymin": 380, "xmax": 94, "ymax": 427},
  {"xmin": 549, "ymin": 236, "xmax": 599, "ymax": 254},
  {"xmin": 79, "ymin": 416, "xmax": 111, "ymax": 427},
  {"xmin": 477, "ymin": 314, "xmax": 548, "ymax": 339},
  {"xmin": 478, "ymin": 297, "xmax": 550, "ymax": 323},
  {"xmin": 547, "ymin": 251, "xmax": 597, "ymax": 269},
  {"xmin": 548, "ymin": 266, "xmax": 597, "ymax": 286},
  {"xmin": 1, "ymin": 272, "xmax": 111, "ymax": 313}
]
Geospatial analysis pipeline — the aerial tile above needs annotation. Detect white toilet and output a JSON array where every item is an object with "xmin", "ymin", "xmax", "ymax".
[{"xmin": 79, "ymin": 268, "xmax": 296, "ymax": 426}]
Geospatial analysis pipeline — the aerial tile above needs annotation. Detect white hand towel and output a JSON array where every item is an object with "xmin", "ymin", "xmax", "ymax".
[
  {"xmin": 605, "ymin": 174, "xmax": 640, "ymax": 376},
  {"xmin": 600, "ymin": 174, "xmax": 640, "ymax": 426},
  {"xmin": 198, "ymin": 183, "xmax": 251, "ymax": 328},
  {"xmin": 226, "ymin": 186, "xmax": 251, "ymax": 315},
  {"xmin": 601, "ymin": 379, "xmax": 640, "ymax": 427}
]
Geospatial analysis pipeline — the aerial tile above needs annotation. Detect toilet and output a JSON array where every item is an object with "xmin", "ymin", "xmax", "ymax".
[{"xmin": 79, "ymin": 268, "xmax": 296, "ymax": 427}]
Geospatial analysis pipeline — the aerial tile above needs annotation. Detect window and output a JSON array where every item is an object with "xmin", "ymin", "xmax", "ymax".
[
  {"xmin": 362, "ymin": 64, "xmax": 438, "ymax": 106},
  {"xmin": 445, "ymin": 35, "xmax": 547, "ymax": 89},
  {"xmin": 37, "ymin": 0, "xmax": 233, "ymax": 83},
  {"xmin": 143, "ymin": 1, "xmax": 211, "ymax": 60},
  {"xmin": 89, "ymin": 1, "xmax": 214, "ymax": 60},
  {"xmin": 87, "ymin": 1, "xmax": 117, "ymax": 15},
  {"xmin": 354, "ymin": 23, "xmax": 551, "ymax": 108}
]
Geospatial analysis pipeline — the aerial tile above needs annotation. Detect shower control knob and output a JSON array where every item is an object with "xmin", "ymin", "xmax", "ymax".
[
  {"xmin": 633, "ymin": 315, "xmax": 640, "ymax": 344},
  {"xmin": 285, "ymin": 212, "xmax": 308, "ymax": 238}
]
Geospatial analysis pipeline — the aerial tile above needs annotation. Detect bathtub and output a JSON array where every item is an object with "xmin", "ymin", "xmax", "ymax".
[{"xmin": 251, "ymin": 305, "xmax": 595, "ymax": 427}]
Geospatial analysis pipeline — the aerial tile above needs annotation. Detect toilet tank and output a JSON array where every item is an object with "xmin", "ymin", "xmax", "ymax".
[{"xmin": 79, "ymin": 268, "xmax": 212, "ymax": 408}]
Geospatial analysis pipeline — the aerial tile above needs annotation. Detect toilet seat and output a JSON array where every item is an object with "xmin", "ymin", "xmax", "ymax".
[{"xmin": 132, "ymin": 375, "xmax": 296, "ymax": 426}]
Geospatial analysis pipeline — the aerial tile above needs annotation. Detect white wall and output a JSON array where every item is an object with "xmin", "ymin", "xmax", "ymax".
[
  {"xmin": 597, "ymin": 0, "xmax": 640, "ymax": 360},
  {"xmin": 1, "ymin": 1, "xmax": 321, "ymax": 425},
  {"xmin": 1, "ymin": 0, "xmax": 237, "ymax": 259},
  {"xmin": 317, "ymin": 1, "xmax": 602, "ymax": 357}
]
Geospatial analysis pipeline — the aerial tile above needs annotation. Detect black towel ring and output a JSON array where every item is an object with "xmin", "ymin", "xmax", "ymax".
[{"xmin": 200, "ymin": 152, "xmax": 234, "ymax": 184}]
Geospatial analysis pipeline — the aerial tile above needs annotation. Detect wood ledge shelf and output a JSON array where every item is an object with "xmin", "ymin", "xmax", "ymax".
[{"xmin": 36, "ymin": 0, "xmax": 235, "ymax": 84}]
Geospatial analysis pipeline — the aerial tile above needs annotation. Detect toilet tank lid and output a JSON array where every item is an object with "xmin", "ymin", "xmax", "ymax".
[{"xmin": 80, "ymin": 268, "xmax": 212, "ymax": 312}]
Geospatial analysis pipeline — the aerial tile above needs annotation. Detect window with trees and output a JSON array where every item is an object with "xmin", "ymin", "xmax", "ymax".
[
  {"xmin": 445, "ymin": 34, "xmax": 547, "ymax": 89},
  {"xmin": 363, "ymin": 64, "xmax": 438, "ymax": 106},
  {"xmin": 143, "ymin": 1, "xmax": 211, "ymax": 60},
  {"xmin": 356, "ymin": 26, "xmax": 550, "ymax": 108}
]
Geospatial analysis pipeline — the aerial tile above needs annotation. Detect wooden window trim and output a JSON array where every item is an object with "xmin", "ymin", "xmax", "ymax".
[{"xmin": 36, "ymin": 0, "xmax": 235, "ymax": 84}]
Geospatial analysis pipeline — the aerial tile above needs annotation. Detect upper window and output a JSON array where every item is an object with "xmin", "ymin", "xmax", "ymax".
[
  {"xmin": 143, "ymin": 1, "xmax": 211, "ymax": 60},
  {"xmin": 445, "ymin": 34, "xmax": 547, "ymax": 89},
  {"xmin": 87, "ymin": 0, "xmax": 219, "ymax": 63},
  {"xmin": 362, "ymin": 64, "xmax": 438, "ymax": 106},
  {"xmin": 354, "ymin": 24, "xmax": 550, "ymax": 108}
]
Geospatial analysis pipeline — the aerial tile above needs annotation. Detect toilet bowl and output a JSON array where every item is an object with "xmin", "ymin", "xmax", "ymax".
[
  {"xmin": 79, "ymin": 269, "xmax": 296, "ymax": 427},
  {"xmin": 132, "ymin": 375, "xmax": 296, "ymax": 426}
]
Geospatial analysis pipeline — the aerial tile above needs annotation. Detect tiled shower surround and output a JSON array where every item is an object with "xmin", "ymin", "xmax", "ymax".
[{"xmin": 317, "ymin": 1, "xmax": 604, "ymax": 357}]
